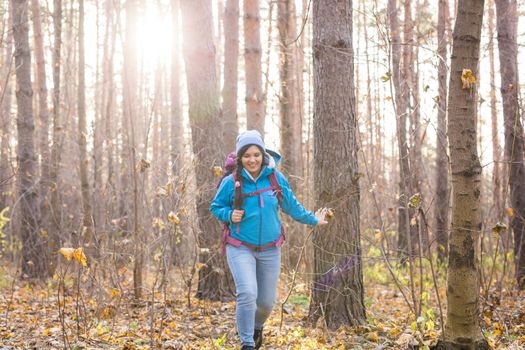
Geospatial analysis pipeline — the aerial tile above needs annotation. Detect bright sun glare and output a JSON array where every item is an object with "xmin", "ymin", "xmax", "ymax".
[{"xmin": 136, "ymin": 7, "xmax": 173, "ymax": 67}]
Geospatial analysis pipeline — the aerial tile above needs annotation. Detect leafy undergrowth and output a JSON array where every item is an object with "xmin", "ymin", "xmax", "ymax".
[{"xmin": 0, "ymin": 262, "xmax": 524, "ymax": 350}]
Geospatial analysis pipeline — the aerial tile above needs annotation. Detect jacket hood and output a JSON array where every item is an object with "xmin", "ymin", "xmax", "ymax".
[{"xmin": 265, "ymin": 149, "xmax": 281, "ymax": 167}]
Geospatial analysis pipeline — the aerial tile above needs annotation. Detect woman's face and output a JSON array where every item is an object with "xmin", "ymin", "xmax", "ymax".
[{"xmin": 241, "ymin": 145, "xmax": 263, "ymax": 178}]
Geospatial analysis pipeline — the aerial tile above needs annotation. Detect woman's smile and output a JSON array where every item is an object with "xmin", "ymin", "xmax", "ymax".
[{"xmin": 241, "ymin": 145, "xmax": 263, "ymax": 178}]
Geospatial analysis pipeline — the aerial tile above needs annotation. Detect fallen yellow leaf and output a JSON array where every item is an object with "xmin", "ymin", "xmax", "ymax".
[
  {"xmin": 367, "ymin": 331, "xmax": 379, "ymax": 342},
  {"xmin": 507, "ymin": 207, "xmax": 514, "ymax": 217}
]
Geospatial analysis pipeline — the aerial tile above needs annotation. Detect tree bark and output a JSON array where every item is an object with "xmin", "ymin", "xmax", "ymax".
[
  {"xmin": 222, "ymin": 0, "xmax": 239, "ymax": 150},
  {"xmin": 102, "ymin": 0, "xmax": 117, "ymax": 208},
  {"xmin": 12, "ymin": 0, "xmax": 46, "ymax": 279},
  {"xmin": 435, "ymin": 0, "xmax": 450, "ymax": 262},
  {"xmin": 277, "ymin": 0, "xmax": 304, "ymax": 269},
  {"xmin": 388, "ymin": 0, "xmax": 411, "ymax": 257},
  {"xmin": 277, "ymin": 0, "xmax": 302, "ymax": 191},
  {"xmin": 244, "ymin": 0, "xmax": 264, "ymax": 133},
  {"xmin": 180, "ymin": 0, "xmax": 234, "ymax": 301},
  {"xmin": 0, "ymin": 0, "xmax": 13, "ymax": 211},
  {"xmin": 48, "ymin": 0, "xmax": 62, "ymax": 275},
  {"xmin": 308, "ymin": 0, "xmax": 366, "ymax": 328},
  {"xmin": 77, "ymin": 0, "xmax": 94, "ymax": 254},
  {"xmin": 121, "ymin": 0, "xmax": 142, "ymax": 300},
  {"xmin": 170, "ymin": 0, "xmax": 183, "ymax": 175},
  {"xmin": 30, "ymin": 0, "xmax": 50, "ymax": 201},
  {"xmin": 487, "ymin": 0, "xmax": 502, "ymax": 221},
  {"xmin": 495, "ymin": 0, "xmax": 525, "ymax": 289},
  {"xmin": 437, "ymin": 0, "xmax": 490, "ymax": 347}
]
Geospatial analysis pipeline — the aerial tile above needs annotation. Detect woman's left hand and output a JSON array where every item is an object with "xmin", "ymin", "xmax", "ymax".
[{"xmin": 315, "ymin": 208, "xmax": 329, "ymax": 226}]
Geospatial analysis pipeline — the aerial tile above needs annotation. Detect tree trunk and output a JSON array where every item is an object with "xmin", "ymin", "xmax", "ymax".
[
  {"xmin": 437, "ymin": 0, "xmax": 490, "ymax": 347},
  {"xmin": 405, "ymin": 0, "xmax": 424, "ymax": 254},
  {"xmin": 48, "ymin": 0, "xmax": 62, "ymax": 275},
  {"xmin": 435, "ymin": 0, "xmax": 450, "ymax": 262},
  {"xmin": 244, "ymin": 0, "xmax": 264, "ymax": 133},
  {"xmin": 92, "ymin": 0, "xmax": 103, "ymax": 237},
  {"xmin": 495, "ymin": 0, "xmax": 525, "ymax": 289},
  {"xmin": 0, "ymin": 0, "xmax": 13, "ymax": 211},
  {"xmin": 308, "ymin": 0, "xmax": 366, "ymax": 328},
  {"xmin": 30, "ymin": 0, "xmax": 50, "ymax": 201},
  {"xmin": 180, "ymin": 0, "xmax": 234, "ymax": 301},
  {"xmin": 121, "ymin": 0, "xmax": 142, "ymax": 300},
  {"xmin": 170, "ymin": 0, "xmax": 183, "ymax": 175},
  {"xmin": 222, "ymin": 0, "xmax": 239, "ymax": 150},
  {"xmin": 77, "ymin": 0, "xmax": 94, "ymax": 253},
  {"xmin": 277, "ymin": 0, "xmax": 302, "ymax": 191},
  {"xmin": 102, "ymin": 0, "xmax": 117, "ymax": 228},
  {"xmin": 487, "ymin": 0, "xmax": 502, "ymax": 221},
  {"xmin": 388, "ymin": 0, "xmax": 411, "ymax": 257},
  {"xmin": 277, "ymin": 0, "xmax": 304, "ymax": 269},
  {"xmin": 12, "ymin": 0, "xmax": 46, "ymax": 279}
]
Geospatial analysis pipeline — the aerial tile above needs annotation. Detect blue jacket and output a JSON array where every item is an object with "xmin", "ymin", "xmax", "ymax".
[{"xmin": 210, "ymin": 155, "xmax": 318, "ymax": 247}]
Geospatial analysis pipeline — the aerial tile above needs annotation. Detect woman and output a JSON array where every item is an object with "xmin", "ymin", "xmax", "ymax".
[{"xmin": 210, "ymin": 130, "xmax": 328, "ymax": 350}]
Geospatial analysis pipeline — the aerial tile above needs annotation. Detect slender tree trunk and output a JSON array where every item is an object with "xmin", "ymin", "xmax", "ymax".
[
  {"xmin": 92, "ymin": 0, "xmax": 103, "ymax": 236},
  {"xmin": 48, "ymin": 0, "xmax": 62, "ymax": 275},
  {"xmin": 244, "ymin": 0, "xmax": 264, "ymax": 132},
  {"xmin": 121, "ymin": 0, "xmax": 142, "ymax": 300},
  {"xmin": 222, "ymin": 0, "xmax": 239, "ymax": 150},
  {"xmin": 103, "ymin": 0, "xmax": 116, "ymax": 213},
  {"xmin": 0, "ymin": 0, "xmax": 13, "ymax": 211},
  {"xmin": 180, "ymin": 0, "xmax": 234, "ymax": 301},
  {"xmin": 77, "ymin": 0, "xmax": 94, "ymax": 253},
  {"xmin": 277, "ymin": 0, "xmax": 304, "ymax": 269},
  {"xmin": 437, "ymin": 0, "xmax": 490, "ymax": 347},
  {"xmin": 487, "ymin": 0, "xmax": 502, "ymax": 221},
  {"xmin": 12, "ymin": 0, "xmax": 46, "ymax": 279},
  {"xmin": 171, "ymin": 0, "xmax": 183, "ymax": 175},
  {"xmin": 388, "ymin": 0, "xmax": 411, "ymax": 257},
  {"xmin": 404, "ymin": 0, "xmax": 422, "ymax": 255},
  {"xmin": 363, "ymin": 0, "xmax": 374, "ymax": 177},
  {"xmin": 278, "ymin": 0, "xmax": 302, "ymax": 190},
  {"xmin": 435, "ymin": 0, "xmax": 450, "ymax": 262},
  {"xmin": 495, "ymin": 0, "xmax": 525, "ymax": 289},
  {"xmin": 30, "ymin": 0, "xmax": 50, "ymax": 198},
  {"xmin": 309, "ymin": 0, "xmax": 366, "ymax": 328}
]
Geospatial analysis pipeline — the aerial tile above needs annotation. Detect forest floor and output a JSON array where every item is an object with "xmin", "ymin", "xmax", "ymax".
[{"xmin": 0, "ymin": 259, "xmax": 524, "ymax": 350}]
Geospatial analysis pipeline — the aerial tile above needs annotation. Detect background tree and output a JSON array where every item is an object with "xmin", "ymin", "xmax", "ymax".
[
  {"xmin": 309, "ymin": 0, "xmax": 366, "ymax": 328},
  {"xmin": 180, "ymin": 0, "xmax": 234, "ymax": 300},
  {"xmin": 435, "ymin": 0, "xmax": 450, "ymax": 262},
  {"xmin": 487, "ymin": 0, "xmax": 502, "ymax": 222},
  {"xmin": 388, "ymin": 0, "xmax": 412, "ymax": 257},
  {"xmin": 48, "ymin": 0, "xmax": 63, "ymax": 275},
  {"xmin": 12, "ymin": 0, "xmax": 46, "ymax": 278},
  {"xmin": 77, "ymin": 0, "xmax": 94, "ymax": 253},
  {"xmin": 222, "ymin": 0, "xmax": 239, "ymax": 150},
  {"xmin": 438, "ymin": 0, "xmax": 490, "ymax": 347},
  {"xmin": 0, "ymin": 0, "xmax": 13, "ymax": 211},
  {"xmin": 244, "ymin": 0, "xmax": 264, "ymax": 132},
  {"xmin": 495, "ymin": 0, "xmax": 525, "ymax": 289}
]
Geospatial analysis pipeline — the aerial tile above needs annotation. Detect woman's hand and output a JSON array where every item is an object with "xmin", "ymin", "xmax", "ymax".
[
  {"xmin": 315, "ymin": 207, "xmax": 329, "ymax": 226},
  {"xmin": 231, "ymin": 209, "xmax": 245, "ymax": 223}
]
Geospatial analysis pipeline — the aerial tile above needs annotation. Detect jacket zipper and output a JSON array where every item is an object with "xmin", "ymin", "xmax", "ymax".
[{"xmin": 256, "ymin": 180, "xmax": 262, "ymax": 249}]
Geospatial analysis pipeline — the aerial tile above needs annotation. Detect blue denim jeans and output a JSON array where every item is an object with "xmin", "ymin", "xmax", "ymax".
[{"xmin": 226, "ymin": 244, "xmax": 281, "ymax": 347}]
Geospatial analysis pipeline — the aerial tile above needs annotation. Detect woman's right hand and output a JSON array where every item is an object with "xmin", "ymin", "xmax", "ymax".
[{"xmin": 231, "ymin": 209, "xmax": 245, "ymax": 223}]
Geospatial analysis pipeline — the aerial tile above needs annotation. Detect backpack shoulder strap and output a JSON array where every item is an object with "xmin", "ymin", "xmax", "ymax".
[{"xmin": 269, "ymin": 171, "xmax": 283, "ymax": 206}]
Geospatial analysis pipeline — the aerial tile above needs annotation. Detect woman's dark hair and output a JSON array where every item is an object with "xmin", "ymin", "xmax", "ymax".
[{"xmin": 233, "ymin": 144, "xmax": 267, "ymax": 209}]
